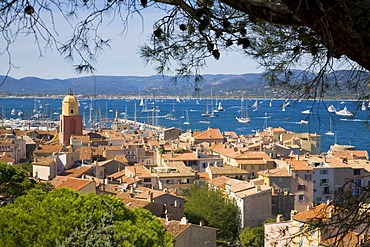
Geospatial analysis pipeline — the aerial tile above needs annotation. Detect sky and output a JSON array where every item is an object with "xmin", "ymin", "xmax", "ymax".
[{"xmin": 0, "ymin": 5, "xmax": 263, "ymax": 80}]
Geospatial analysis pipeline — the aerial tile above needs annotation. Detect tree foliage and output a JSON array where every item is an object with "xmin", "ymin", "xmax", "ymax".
[
  {"xmin": 184, "ymin": 184, "xmax": 239, "ymax": 240},
  {"xmin": 239, "ymin": 218, "xmax": 275, "ymax": 247},
  {"xmin": 0, "ymin": 188, "xmax": 174, "ymax": 247},
  {"xmin": 0, "ymin": 162, "xmax": 33, "ymax": 201}
]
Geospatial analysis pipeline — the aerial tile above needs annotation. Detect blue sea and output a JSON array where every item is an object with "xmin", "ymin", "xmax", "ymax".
[{"xmin": 2, "ymin": 97, "xmax": 370, "ymax": 153}]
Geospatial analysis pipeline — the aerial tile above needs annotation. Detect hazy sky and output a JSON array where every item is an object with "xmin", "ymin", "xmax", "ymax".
[{"xmin": 0, "ymin": 6, "xmax": 263, "ymax": 79}]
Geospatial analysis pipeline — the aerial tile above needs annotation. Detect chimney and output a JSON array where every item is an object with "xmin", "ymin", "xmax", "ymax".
[
  {"xmin": 147, "ymin": 191, "xmax": 153, "ymax": 202},
  {"xmin": 256, "ymin": 185, "xmax": 261, "ymax": 192},
  {"xmin": 165, "ymin": 214, "xmax": 171, "ymax": 223},
  {"xmin": 180, "ymin": 216, "xmax": 188, "ymax": 225},
  {"xmin": 276, "ymin": 214, "xmax": 283, "ymax": 223}
]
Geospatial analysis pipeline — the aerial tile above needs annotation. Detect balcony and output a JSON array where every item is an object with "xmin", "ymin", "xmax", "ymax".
[{"xmin": 320, "ymin": 182, "xmax": 330, "ymax": 187}]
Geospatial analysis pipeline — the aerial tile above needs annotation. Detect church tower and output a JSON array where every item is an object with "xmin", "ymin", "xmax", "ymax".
[{"xmin": 59, "ymin": 89, "xmax": 83, "ymax": 145}]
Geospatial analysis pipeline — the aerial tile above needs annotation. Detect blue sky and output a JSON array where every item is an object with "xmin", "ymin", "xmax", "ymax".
[{"xmin": 0, "ymin": 6, "xmax": 262, "ymax": 79}]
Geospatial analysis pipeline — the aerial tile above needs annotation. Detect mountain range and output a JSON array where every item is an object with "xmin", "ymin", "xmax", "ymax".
[{"xmin": 0, "ymin": 70, "xmax": 368, "ymax": 98}]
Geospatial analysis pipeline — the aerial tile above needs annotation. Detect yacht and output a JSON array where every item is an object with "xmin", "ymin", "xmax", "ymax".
[
  {"xmin": 236, "ymin": 101, "xmax": 251, "ymax": 123},
  {"xmin": 335, "ymin": 106, "xmax": 353, "ymax": 117},
  {"xmin": 327, "ymin": 105, "xmax": 336, "ymax": 113},
  {"xmin": 301, "ymin": 109, "xmax": 311, "ymax": 114}
]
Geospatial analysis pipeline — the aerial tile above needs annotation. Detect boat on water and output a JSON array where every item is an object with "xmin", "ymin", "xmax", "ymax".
[
  {"xmin": 325, "ymin": 118, "xmax": 335, "ymax": 136},
  {"xmin": 252, "ymin": 100, "xmax": 258, "ymax": 111},
  {"xmin": 335, "ymin": 106, "xmax": 353, "ymax": 117},
  {"xmin": 299, "ymin": 120, "xmax": 309, "ymax": 125},
  {"xmin": 327, "ymin": 105, "xmax": 336, "ymax": 113},
  {"xmin": 17, "ymin": 110, "xmax": 23, "ymax": 117},
  {"xmin": 217, "ymin": 102, "xmax": 224, "ymax": 111},
  {"xmin": 199, "ymin": 120, "xmax": 210, "ymax": 124},
  {"xmin": 183, "ymin": 110, "xmax": 190, "ymax": 125},
  {"xmin": 139, "ymin": 98, "xmax": 144, "ymax": 107},
  {"xmin": 301, "ymin": 109, "xmax": 311, "ymax": 114},
  {"xmin": 361, "ymin": 101, "xmax": 367, "ymax": 111},
  {"xmin": 11, "ymin": 108, "xmax": 16, "ymax": 115},
  {"xmin": 236, "ymin": 101, "xmax": 251, "ymax": 123}
]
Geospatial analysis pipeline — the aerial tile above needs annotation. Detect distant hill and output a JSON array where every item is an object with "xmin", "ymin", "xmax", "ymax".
[{"xmin": 0, "ymin": 70, "xmax": 368, "ymax": 97}]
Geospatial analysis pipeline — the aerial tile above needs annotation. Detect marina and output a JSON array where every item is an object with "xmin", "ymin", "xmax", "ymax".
[{"xmin": 1, "ymin": 97, "xmax": 370, "ymax": 153}]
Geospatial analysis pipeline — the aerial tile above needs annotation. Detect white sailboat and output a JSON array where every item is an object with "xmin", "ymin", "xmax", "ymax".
[
  {"xmin": 183, "ymin": 109, "xmax": 190, "ymax": 125},
  {"xmin": 361, "ymin": 101, "xmax": 366, "ymax": 111},
  {"xmin": 252, "ymin": 100, "xmax": 258, "ymax": 111},
  {"xmin": 325, "ymin": 118, "xmax": 335, "ymax": 136},
  {"xmin": 139, "ymin": 98, "xmax": 144, "ymax": 107},
  {"xmin": 10, "ymin": 108, "xmax": 16, "ymax": 115},
  {"xmin": 236, "ymin": 101, "xmax": 251, "ymax": 123},
  {"xmin": 282, "ymin": 103, "xmax": 286, "ymax": 112},
  {"xmin": 217, "ymin": 101, "xmax": 224, "ymax": 111}
]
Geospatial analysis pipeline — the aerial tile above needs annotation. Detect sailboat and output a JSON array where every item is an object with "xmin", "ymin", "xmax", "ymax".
[
  {"xmin": 361, "ymin": 101, "xmax": 366, "ymax": 111},
  {"xmin": 325, "ymin": 118, "xmax": 335, "ymax": 136},
  {"xmin": 183, "ymin": 109, "xmax": 190, "ymax": 125},
  {"xmin": 139, "ymin": 98, "xmax": 144, "ymax": 107},
  {"xmin": 236, "ymin": 101, "xmax": 251, "ymax": 123},
  {"xmin": 282, "ymin": 103, "xmax": 286, "ymax": 112},
  {"xmin": 252, "ymin": 100, "xmax": 258, "ymax": 111},
  {"xmin": 217, "ymin": 101, "xmax": 224, "ymax": 111}
]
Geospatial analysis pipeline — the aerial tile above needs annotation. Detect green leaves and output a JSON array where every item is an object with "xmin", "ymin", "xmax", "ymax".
[
  {"xmin": 0, "ymin": 188, "xmax": 173, "ymax": 247},
  {"xmin": 0, "ymin": 163, "xmax": 33, "ymax": 201},
  {"xmin": 184, "ymin": 184, "xmax": 239, "ymax": 240}
]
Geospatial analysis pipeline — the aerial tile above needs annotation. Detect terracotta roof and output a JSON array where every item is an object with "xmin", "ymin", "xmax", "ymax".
[
  {"xmin": 107, "ymin": 170, "xmax": 126, "ymax": 179},
  {"xmin": 258, "ymin": 167, "xmax": 290, "ymax": 177},
  {"xmin": 292, "ymin": 203, "xmax": 334, "ymax": 223},
  {"xmin": 223, "ymin": 131, "xmax": 239, "ymax": 139},
  {"xmin": 114, "ymin": 155, "xmax": 128, "ymax": 163},
  {"xmin": 228, "ymin": 181, "xmax": 254, "ymax": 193},
  {"xmin": 193, "ymin": 128, "xmax": 224, "ymax": 140},
  {"xmin": 208, "ymin": 165, "xmax": 248, "ymax": 176},
  {"xmin": 33, "ymin": 157, "xmax": 55, "ymax": 167},
  {"xmin": 161, "ymin": 152, "xmax": 198, "ymax": 161},
  {"xmin": 34, "ymin": 144, "xmax": 63, "ymax": 155},
  {"xmin": 60, "ymin": 166, "xmax": 92, "ymax": 178},
  {"xmin": 71, "ymin": 135, "xmax": 90, "ymax": 143},
  {"xmin": 126, "ymin": 165, "xmax": 155, "ymax": 178},
  {"xmin": 158, "ymin": 218, "xmax": 191, "ymax": 237},
  {"xmin": 75, "ymin": 146, "xmax": 93, "ymax": 161},
  {"xmin": 153, "ymin": 161, "xmax": 195, "ymax": 178},
  {"xmin": 286, "ymin": 160, "xmax": 313, "ymax": 170},
  {"xmin": 320, "ymin": 231, "xmax": 362, "ymax": 247},
  {"xmin": 51, "ymin": 176, "xmax": 95, "ymax": 191},
  {"xmin": 235, "ymin": 184, "xmax": 271, "ymax": 197},
  {"xmin": 209, "ymin": 176, "xmax": 231, "ymax": 190},
  {"xmin": 332, "ymin": 150, "xmax": 369, "ymax": 160}
]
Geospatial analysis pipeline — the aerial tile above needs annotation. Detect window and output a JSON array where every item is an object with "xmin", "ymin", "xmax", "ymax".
[
  {"xmin": 320, "ymin": 170, "xmax": 328, "ymax": 174},
  {"xmin": 298, "ymin": 185, "xmax": 306, "ymax": 191},
  {"xmin": 298, "ymin": 195, "xmax": 305, "ymax": 201},
  {"xmin": 143, "ymin": 178, "xmax": 151, "ymax": 183},
  {"xmin": 202, "ymin": 163, "xmax": 207, "ymax": 168},
  {"xmin": 251, "ymin": 165, "xmax": 255, "ymax": 170},
  {"xmin": 354, "ymin": 169, "xmax": 361, "ymax": 176},
  {"xmin": 305, "ymin": 174, "xmax": 311, "ymax": 180}
]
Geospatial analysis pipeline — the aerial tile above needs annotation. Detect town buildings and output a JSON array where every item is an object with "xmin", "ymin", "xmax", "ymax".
[{"xmin": 2, "ymin": 92, "xmax": 370, "ymax": 246}]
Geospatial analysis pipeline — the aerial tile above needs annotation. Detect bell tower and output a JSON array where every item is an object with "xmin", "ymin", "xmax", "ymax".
[{"xmin": 59, "ymin": 89, "xmax": 82, "ymax": 145}]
